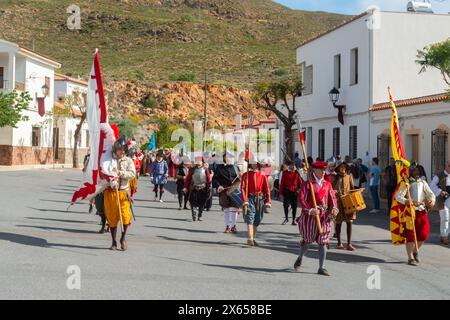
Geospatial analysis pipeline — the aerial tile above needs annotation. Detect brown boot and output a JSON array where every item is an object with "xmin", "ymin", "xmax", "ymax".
[{"xmin": 440, "ymin": 237, "xmax": 449, "ymax": 245}]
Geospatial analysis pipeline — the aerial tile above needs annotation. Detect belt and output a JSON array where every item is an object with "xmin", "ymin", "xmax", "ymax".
[{"xmin": 248, "ymin": 193, "xmax": 262, "ymax": 197}]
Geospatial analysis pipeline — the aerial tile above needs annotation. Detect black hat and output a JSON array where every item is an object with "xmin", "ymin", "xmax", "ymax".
[
  {"xmin": 113, "ymin": 136, "xmax": 128, "ymax": 153},
  {"xmin": 334, "ymin": 159, "xmax": 350, "ymax": 172}
]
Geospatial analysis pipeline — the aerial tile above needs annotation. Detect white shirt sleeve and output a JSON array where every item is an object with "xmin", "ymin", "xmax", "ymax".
[{"xmin": 430, "ymin": 175, "xmax": 443, "ymax": 197}]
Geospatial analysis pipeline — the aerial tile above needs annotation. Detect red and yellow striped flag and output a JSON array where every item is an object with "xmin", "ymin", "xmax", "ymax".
[{"xmin": 388, "ymin": 88, "xmax": 415, "ymax": 245}]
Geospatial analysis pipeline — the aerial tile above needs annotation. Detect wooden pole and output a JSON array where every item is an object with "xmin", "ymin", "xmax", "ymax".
[
  {"xmin": 243, "ymin": 115, "xmax": 253, "ymax": 217},
  {"xmin": 299, "ymin": 132, "xmax": 323, "ymax": 234},
  {"xmin": 405, "ymin": 182, "xmax": 419, "ymax": 252},
  {"xmin": 116, "ymin": 188, "xmax": 124, "ymax": 233}
]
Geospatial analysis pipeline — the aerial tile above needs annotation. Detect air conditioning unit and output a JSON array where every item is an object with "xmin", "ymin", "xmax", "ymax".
[{"xmin": 407, "ymin": 1, "xmax": 434, "ymax": 13}]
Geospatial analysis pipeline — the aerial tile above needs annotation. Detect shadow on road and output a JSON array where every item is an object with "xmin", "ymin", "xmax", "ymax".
[
  {"xmin": 146, "ymin": 224, "xmax": 218, "ymax": 234},
  {"xmin": 29, "ymin": 207, "xmax": 89, "ymax": 215},
  {"xmin": 0, "ymin": 232, "xmax": 104, "ymax": 250},
  {"xmin": 16, "ymin": 224, "xmax": 99, "ymax": 234},
  {"xmin": 25, "ymin": 217, "xmax": 96, "ymax": 225}
]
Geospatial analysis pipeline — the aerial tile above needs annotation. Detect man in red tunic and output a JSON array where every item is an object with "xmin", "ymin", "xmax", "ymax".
[
  {"xmin": 294, "ymin": 161, "xmax": 339, "ymax": 276},
  {"xmin": 241, "ymin": 156, "xmax": 271, "ymax": 247},
  {"xmin": 279, "ymin": 160, "xmax": 303, "ymax": 225}
]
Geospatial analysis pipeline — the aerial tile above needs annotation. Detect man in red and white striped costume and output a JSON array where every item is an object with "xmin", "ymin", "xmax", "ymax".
[{"xmin": 294, "ymin": 161, "xmax": 339, "ymax": 276}]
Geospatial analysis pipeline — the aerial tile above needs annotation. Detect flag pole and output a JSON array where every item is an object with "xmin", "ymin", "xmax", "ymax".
[
  {"xmin": 296, "ymin": 115, "xmax": 323, "ymax": 234},
  {"xmin": 116, "ymin": 187, "xmax": 125, "ymax": 233},
  {"xmin": 405, "ymin": 181, "xmax": 419, "ymax": 252},
  {"xmin": 389, "ymin": 87, "xmax": 418, "ymax": 251}
]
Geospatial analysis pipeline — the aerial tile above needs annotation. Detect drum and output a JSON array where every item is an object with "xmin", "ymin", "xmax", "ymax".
[
  {"xmin": 341, "ymin": 189, "xmax": 366, "ymax": 214},
  {"xmin": 228, "ymin": 189, "xmax": 243, "ymax": 208}
]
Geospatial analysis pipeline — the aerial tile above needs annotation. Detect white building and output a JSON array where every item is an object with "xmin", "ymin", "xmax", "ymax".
[
  {"xmin": 53, "ymin": 73, "xmax": 89, "ymax": 167},
  {"xmin": 294, "ymin": 10, "xmax": 450, "ymax": 178},
  {"xmin": 0, "ymin": 39, "xmax": 61, "ymax": 166}
]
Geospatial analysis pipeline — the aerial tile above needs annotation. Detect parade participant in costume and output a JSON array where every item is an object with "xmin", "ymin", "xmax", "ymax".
[
  {"xmin": 241, "ymin": 155, "xmax": 271, "ymax": 247},
  {"xmin": 430, "ymin": 160, "xmax": 450, "ymax": 245},
  {"xmin": 279, "ymin": 160, "xmax": 303, "ymax": 225},
  {"xmin": 396, "ymin": 164, "xmax": 436, "ymax": 265},
  {"xmin": 94, "ymin": 191, "xmax": 107, "ymax": 234},
  {"xmin": 215, "ymin": 150, "xmax": 241, "ymax": 234},
  {"xmin": 331, "ymin": 160, "xmax": 357, "ymax": 251},
  {"xmin": 294, "ymin": 161, "xmax": 339, "ymax": 276},
  {"xmin": 176, "ymin": 158, "xmax": 190, "ymax": 210},
  {"xmin": 151, "ymin": 151, "xmax": 169, "ymax": 202},
  {"xmin": 184, "ymin": 156, "xmax": 212, "ymax": 222},
  {"xmin": 203, "ymin": 151, "xmax": 214, "ymax": 212},
  {"xmin": 103, "ymin": 137, "xmax": 136, "ymax": 251},
  {"xmin": 129, "ymin": 150, "xmax": 143, "ymax": 198},
  {"xmin": 325, "ymin": 158, "xmax": 336, "ymax": 182}
]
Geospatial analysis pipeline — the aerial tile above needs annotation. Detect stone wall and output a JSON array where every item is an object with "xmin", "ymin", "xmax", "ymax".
[
  {"xmin": 0, "ymin": 145, "xmax": 88, "ymax": 166},
  {"xmin": 0, "ymin": 145, "xmax": 54, "ymax": 166}
]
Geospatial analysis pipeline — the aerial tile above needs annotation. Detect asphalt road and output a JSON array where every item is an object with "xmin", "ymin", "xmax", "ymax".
[{"xmin": 0, "ymin": 168, "xmax": 449, "ymax": 299}]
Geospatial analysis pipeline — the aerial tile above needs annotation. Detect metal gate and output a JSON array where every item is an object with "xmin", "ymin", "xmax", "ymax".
[
  {"xmin": 377, "ymin": 134, "xmax": 390, "ymax": 199},
  {"xmin": 431, "ymin": 129, "xmax": 448, "ymax": 176}
]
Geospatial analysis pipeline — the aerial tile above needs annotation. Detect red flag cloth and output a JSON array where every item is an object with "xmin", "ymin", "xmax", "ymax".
[
  {"xmin": 299, "ymin": 131, "xmax": 305, "ymax": 144},
  {"xmin": 337, "ymin": 105, "xmax": 345, "ymax": 125},
  {"xmin": 71, "ymin": 51, "xmax": 115, "ymax": 204},
  {"xmin": 37, "ymin": 98, "xmax": 45, "ymax": 117}
]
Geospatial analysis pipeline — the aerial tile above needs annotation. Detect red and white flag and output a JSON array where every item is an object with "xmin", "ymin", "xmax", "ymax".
[{"xmin": 71, "ymin": 50, "xmax": 118, "ymax": 205}]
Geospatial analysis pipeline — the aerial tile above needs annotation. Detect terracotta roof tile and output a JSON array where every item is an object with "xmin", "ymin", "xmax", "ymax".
[
  {"xmin": 55, "ymin": 73, "xmax": 88, "ymax": 86},
  {"xmin": 370, "ymin": 93, "xmax": 449, "ymax": 112}
]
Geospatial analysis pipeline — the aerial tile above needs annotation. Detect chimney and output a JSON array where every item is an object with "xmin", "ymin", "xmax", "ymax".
[{"xmin": 235, "ymin": 114, "xmax": 242, "ymax": 130}]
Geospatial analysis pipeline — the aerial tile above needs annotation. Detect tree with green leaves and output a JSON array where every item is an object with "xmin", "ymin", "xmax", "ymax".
[
  {"xmin": 252, "ymin": 77, "xmax": 303, "ymax": 160},
  {"xmin": 416, "ymin": 39, "xmax": 450, "ymax": 88},
  {"xmin": 0, "ymin": 90, "xmax": 32, "ymax": 128}
]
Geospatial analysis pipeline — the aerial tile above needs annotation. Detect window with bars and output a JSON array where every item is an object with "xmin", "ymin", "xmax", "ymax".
[
  {"xmin": 334, "ymin": 54, "xmax": 341, "ymax": 89},
  {"xmin": 349, "ymin": 126, "xmax": 357, "ymax": 160},
  {"xmin": 318, "ymin": 129, "xmax": 325, "ymax": 160},
  {"xmin": 333, "ymin": 128, "xmax": 340, "ymax": 157},
  {"xmin": 45, "ymin": 76, "xmax": 50, "ymax": 97},
  {"xmin": 432, "ymin": 129, "xmax": 448, "ymax": 175},
  {"xmin": 350, "ymin": 48, "xmax": 358, "ymax": 85},
  {"xmin": 32, "ymin": 126, "xmax": 41, "ymax": 147},
  {"xmin": 85, "ymin": 130, "xmax": 90, "ymax": 148}
]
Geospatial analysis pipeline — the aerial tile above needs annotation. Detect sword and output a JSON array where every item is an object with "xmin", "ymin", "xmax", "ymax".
[{"xmin": 126, "ymin": 192, "xmax": 136, "ymax": 221}]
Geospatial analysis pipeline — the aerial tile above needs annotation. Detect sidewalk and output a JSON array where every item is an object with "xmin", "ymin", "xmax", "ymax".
[{"xmin": 0, "ymin": 164, "xmax": 75, "ymax": 171}]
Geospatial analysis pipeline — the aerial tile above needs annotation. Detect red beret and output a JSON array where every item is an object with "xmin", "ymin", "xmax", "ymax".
[{"xmin": 311, "ymin": 161, "xmax": 328, "ymax": 169}]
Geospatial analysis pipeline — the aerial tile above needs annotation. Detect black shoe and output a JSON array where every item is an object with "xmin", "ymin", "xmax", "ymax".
[
  {"xmin": 192, "ymin": 215, "xmax": 196, "ymax": 222},
  {"xmin": 282, "ymin": 219, "xmax": 288, "ymax": 225},
  {"xmin": 408, "ymin": 259, "xmax": 418, "ymax": 266},
  {"xmin": 294, "ymin": 257, "xmax": 302, "ymax": 271},
  {"xmin": 253, "ymin": 240, "xmax": 259, "ymax": 247},
  {"xmin": 291, "ymin": 221, "xmax": 297, "ymax": 226},
  {"xmin": 318, "ymin": 268, "xmax": 330, "ymax": 276},
  {"xmin": 413, "ymin": 252, "xmax": 420, "ymax": 263},
  {"xmin": 88, "ymin": 204, "xmax": 93, "ymax": 214}
]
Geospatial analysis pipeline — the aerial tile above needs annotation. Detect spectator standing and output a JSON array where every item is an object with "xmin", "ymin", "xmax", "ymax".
[
  {"xmin": 384, "ymin": 157, "xmax": 397, "ymax": 212},
  {"xmin": 369, "ymin": 157, "xmax": 381, "ymax": 213}
]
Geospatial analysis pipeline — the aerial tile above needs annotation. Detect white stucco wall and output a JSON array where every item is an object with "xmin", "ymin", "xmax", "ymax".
[
  {"xmin": 371, "ymin": 100, "xmax": 450, "ymax": 178},
  {"xmin": 372, "ymin": 12, "xmax": 450, "ymax": 103},
  {"xmin": 294, "ymin": 11, "xmax": 450, "ymax": 166},
  {"xmin": 12, "ymin": 58, "xmax": 55, "ymax": 148}
]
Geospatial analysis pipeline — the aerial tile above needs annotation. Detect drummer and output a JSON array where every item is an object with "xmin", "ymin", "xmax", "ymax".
[
  {"xmin": 215, "ymin": 150, "xmax": 241, "ymax": 234},
  {"xmin": 331, "ymin": 160, "xmax": 357, "ymax": 251}
]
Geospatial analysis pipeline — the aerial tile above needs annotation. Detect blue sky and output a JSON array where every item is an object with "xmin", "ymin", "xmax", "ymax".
[{"xmin": 273, "ymin": 0, "xmax": 450, "ymax": 15}]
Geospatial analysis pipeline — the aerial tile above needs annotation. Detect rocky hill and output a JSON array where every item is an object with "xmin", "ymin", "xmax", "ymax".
[{"xmin": 0, "ymin": 0, "xmax": 350, "ymax": 136}]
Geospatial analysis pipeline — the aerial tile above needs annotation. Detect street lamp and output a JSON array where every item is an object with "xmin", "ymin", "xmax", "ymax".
[
  {"xmin": 329, "ymin": 87, "xmax": 346, "ymax": 125},
  {"xmin": 41, "ymin": 83, "xmax": 49, "ymax": 97}
]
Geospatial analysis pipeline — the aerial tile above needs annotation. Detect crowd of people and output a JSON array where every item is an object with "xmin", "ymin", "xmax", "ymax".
[{"xmin": 83, "ymin": 138, "xmax": 450, "ymax": 275}]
